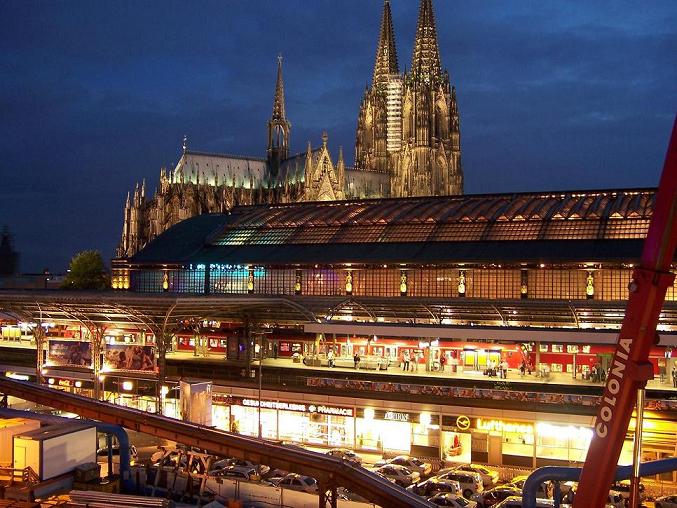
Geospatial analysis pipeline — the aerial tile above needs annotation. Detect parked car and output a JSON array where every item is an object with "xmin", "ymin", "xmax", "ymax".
[
  {"xmin": 211, "ymin": 457, "xmax": 270, "ymax": 476},
  {"xmin": 656, "ymin": 494, "xmax": 677, "ymax": 508},
  {"xmin": 375, "ymin": 455, "xmax": 433, "ymax": 476},
  {"xmin": 558, "ymin": 481, "xmax": 630, "ymax": 507},
  {"xmin": 609, "ymin": 479, "xmax": 646, "ymax": 503},
  {"xmin": 326, "ymin": 448, "xmax": 362, "ymax": 465},
  {"xmin": 407, "ymin": 477, "xmax": 462, "ymax": 497},
  {"xmin": 452, "ymin": 464, "xmax": 500, "ymax": 487},
  {"xmin": 337, "ymin": 487, "xmax": 370, "ymax": 503},
  {"xmin": 508, "ymin": 475, "xmax": 551, "ymax": 499},
  {"xmin": 96, "ymin": 444, "xmax": 138, "ymax": 465},
  {"xmin": 436, "ymin": 470, "xmax": 484, "ymax": 499},
  {"xmin": 492, "ymin": 496, "xmax": 555, "ymax": 508},
  {"xmin": 374, "ymin": 464, "xmax": 421, "ymax": 487},
  {"xmin": 275, "ymin": 473, "xmax": 319, "ymax": 494},
  {"xmin": 209, "ymin": 465, "xmax": 260, "ymax": 481},
  {"xmin": 428, "ymin": 492, "xmax": 478, "ymax": 507},
  {"xmin": 472, "ymin": 486, "xmax": 523, "ymax": 507}
]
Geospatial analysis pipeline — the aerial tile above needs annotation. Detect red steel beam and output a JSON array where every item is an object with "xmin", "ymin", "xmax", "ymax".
[
  {"xmin": 0, "ymin": 378, "xmax": 432, "ymax": 508},
  {"xmin": 574, "ymin": 117, "xmax": 677, "ymax": 507}
]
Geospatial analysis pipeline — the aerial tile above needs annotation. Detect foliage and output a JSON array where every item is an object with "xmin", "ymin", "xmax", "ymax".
[{"xmin": 61, "ymin": 250, "xmax": 109, "ymax": 290}]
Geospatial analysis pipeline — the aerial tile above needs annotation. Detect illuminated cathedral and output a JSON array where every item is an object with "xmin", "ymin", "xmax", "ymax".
[{"xmin": 117, "ymin": 0, "xmax": 462, "ymax": 258}]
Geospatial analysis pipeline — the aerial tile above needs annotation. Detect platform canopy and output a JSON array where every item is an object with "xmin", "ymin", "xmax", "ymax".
[{"xmin": 0, "ymin": 290, "xmax": 675, "ymax": 342}]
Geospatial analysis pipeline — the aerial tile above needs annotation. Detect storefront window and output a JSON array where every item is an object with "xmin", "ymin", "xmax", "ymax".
[
  {"xmin": 230, "ymin": 406, "xmax": 277, "ymax": 439},
  {"xmin": 503, "ymin": 428, "xmax": 534, "ymax": 458},
  {"xmin": 356, "ymin": 417, "xmax": 410, "ymax": 453},
  {"xmin": 536, "ymin": 423, "xmax": 592, "ymax": 463}
]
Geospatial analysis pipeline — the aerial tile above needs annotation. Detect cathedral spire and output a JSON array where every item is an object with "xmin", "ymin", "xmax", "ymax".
[
  {"xmin": 411, "ymin": 0, "xmax": 441, "ymax": 80},
  {"xmin": 372, "ymin": 0, "xmax": 399, "ymax": 90},
  {"xmin": 268, "ymin": 55, "xmax": 291, "ymax": 173},
  {"xmin": 272, "ymin": 54, "xmax": 286, "ymax": 121}
]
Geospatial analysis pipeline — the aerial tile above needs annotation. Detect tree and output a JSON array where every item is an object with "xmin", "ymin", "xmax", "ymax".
[{"xmin": 61, "ymin": 250, "xmax": 109, "ymax": 290}]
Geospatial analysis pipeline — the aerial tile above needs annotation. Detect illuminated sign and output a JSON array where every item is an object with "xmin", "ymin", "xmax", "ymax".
[
  {"xmin": 240, "ymin": 398, "xmax": 353, "ymax": 417},
  {"xmin": 384, "ymin": 411, "xmax": 409, "ymax": 422},
  {"xmin": 476, "ymin": 418, "xmax": 533, "ymax": 434},
  {"xmin": 5, "ymin": 372, "xmax": 30, "ymax": 381},
  {"xmin": 456, "ymin": 415, "xmax": 470, "ymax": 430}
]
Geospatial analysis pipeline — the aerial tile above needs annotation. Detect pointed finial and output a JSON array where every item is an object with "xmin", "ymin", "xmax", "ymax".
[
  {"xmin": 372, "ymin": 0, "xmax": 399, "ymax": 89},
  {"xmin": 338, "ymin": 145, "xmax": 344, "ymax": 163},
  {"xmin": 182, "ymin": 135, "xmax": 188, "ymax": 153},
  {"xmin": 411, "ymin": 0, "xmax": 441, "ymax": 80},
  {"xmin": 271, "ymin": 54, "xmax": 287, "ymax": 120},
  {"xmin": 322, "ymin": 131, "xmax": 328, "ymax": 147}
]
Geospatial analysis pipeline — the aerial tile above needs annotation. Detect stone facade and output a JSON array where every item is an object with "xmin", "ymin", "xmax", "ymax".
[
  {"xmin": 117, "ymin": 0, "xmax": 460, "ymax": 258},
  {"xmin": 356, "ymin": 0, "xmax": 463, "ymax": 197}
]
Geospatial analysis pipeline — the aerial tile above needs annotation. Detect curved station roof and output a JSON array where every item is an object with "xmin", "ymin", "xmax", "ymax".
[{"xmin": 131, "ymin": 188, "xmax": 657, "ymax": 265}]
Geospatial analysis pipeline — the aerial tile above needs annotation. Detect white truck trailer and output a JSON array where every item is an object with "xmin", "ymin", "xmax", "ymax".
[{"xmin": 13, "ymin": 423, "xmax": 96, "ymax": 480}]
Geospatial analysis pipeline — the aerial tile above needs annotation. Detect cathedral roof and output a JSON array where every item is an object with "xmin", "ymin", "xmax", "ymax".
[
  {"xmin": 174, "ymin": 150, "xmax": 268, "ymax": 188},
  {"xmin": 131, "ymin": 188, "xmax": 660, "ymax": 266}
]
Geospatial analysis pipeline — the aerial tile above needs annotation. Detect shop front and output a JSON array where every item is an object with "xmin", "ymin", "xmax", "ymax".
[
  {"xmin": 42, "ymin": 369, "xmax": 96, "ymax": 398},
  {"xmin": 212, "ymin": 395, "xmax": 355, "ymax": 448},
  {"xmin": 101, "ymin": 375, "xmax": 158, "ymax": 413}
]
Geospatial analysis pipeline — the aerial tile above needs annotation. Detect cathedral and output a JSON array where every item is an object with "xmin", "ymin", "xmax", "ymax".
[{"xmin": 117, "ymin": 0, "xmax": 462, "ymax": 258}]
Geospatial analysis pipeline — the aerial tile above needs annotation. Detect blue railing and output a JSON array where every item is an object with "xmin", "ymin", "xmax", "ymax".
[{"xmin": 522, "ymin": 457, "xmax": 677, "ymax": 508}]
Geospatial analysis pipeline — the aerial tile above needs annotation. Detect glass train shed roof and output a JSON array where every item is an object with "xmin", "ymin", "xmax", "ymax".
[{"xmin": 131, "ymin": 188, "xmax": 660, "ymax": 265}]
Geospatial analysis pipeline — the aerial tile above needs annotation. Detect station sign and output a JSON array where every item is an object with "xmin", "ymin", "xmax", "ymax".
[{"xmin": 223, "ymin": 396, "xmax": 354, "ymax": 417}]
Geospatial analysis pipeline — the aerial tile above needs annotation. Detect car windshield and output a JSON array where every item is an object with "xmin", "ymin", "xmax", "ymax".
[
  {"xmin": 306, "ymin": 477, "xmax": 317, "ymax": 485},
  {"xmin": 412, "ymin": 458, "xmax": 423, "ymax": 465},
  {"xmin": 401, "ymin": 468, "xmax": 412, "ymax": 475},
  {"xmin": 457, "ymin": 498, "xmax": 470, "ymax": 507}
]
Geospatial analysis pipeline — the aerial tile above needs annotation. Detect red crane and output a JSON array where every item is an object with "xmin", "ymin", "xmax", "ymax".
[{"xmin": 574, "ymin": 117, "xmax": 677, "ymax": 507}]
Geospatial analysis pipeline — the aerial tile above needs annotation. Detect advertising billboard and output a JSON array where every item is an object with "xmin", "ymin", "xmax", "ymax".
[
  {"xmin": 103, "ymin": 345, "xmax": 156, "ymax": 372},
  {"xmin": 180, "ymin": 380, "xmax": 212, "ymax": 426},
  {"xmin": 47, "ymin": 340, "xmax": 92, "ymax": 368}
]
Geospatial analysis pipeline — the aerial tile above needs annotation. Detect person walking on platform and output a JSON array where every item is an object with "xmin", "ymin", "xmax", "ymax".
[
  {"xmin": 402, "ymin": 350, "xmax": 411, "ymax": 372},
  {"xmin": 672, "ymin": 365, "xmax": 677, "ymax": 388},
  {"xmin": 353, "ymin": 352, "xmax": 360, "ymax": 369}
]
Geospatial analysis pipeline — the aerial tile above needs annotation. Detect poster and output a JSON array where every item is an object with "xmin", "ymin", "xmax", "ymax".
[
  {"xmin": 48, "ymin": 340, "xmax": 92, "ymax": 368},
  {"xmin": 442, "ymin": 431, "xmax": 472, "ymax": 464},
  {"xmin": 103, "ymin": 344, "xmax": 156, "ymax": 371},
  {"xmin": 180, "ymin": 380, "xmax": 212, "ymax": 426}
]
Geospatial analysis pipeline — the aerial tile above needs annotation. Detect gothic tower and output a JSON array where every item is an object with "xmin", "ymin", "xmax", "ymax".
[
  {"xmin": 394, "ymin": 0, "xmax": 463, "ymax": 197},
  {"xmin": 267, "ymin": 55, "xmax": 291, "ymax": 176},
  {"xmin": 356, "ymin": 0, "xmax": 463, "ymax": 197},
  {"xmin": 355, "ymin": 0, "xmax": 399, "ymax": 173}
]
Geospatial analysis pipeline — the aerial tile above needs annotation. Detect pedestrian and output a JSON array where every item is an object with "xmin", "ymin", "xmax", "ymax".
[
  {"xmin": 402, "ymin": 350, "xmax": 411, "ymax": 372},
  {"xmin": 353, "ymin": 352, "xmax": 360, "ymax": 369},
  {"xmin": 439, "ymin": 354, "xmax": 447, "ymax": 373},
  {"xmin": 327, "ymin": 349, "xmax": 335, "ymax": 368},
  {"xmin": 672, "ymin": 366, "xmax": 677, "ymax": 388},
  {"xmin": 591, "ymin": 364, "xmax": 598, "ymax": 383},
  {"xmin": 273, "ymin": 343, "xmax": 278, "ymax": 359},
  {"xmin": 414, "ymin": 350, "xmax": 422, "ymax": 372},
  {"xmin": 501, "ymin": 359, "xmax": 509, "ymax": 379},
  {"xmin": 519, "ymin": 361, "xmax": 526, "ymax": 377}
]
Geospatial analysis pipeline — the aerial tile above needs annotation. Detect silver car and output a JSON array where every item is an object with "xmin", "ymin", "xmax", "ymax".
[{"xmin": 374, "ymin": 464, "xmax": 421, "ymax": 487}]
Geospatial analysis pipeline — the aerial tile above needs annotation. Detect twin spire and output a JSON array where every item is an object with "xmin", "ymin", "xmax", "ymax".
[
  {"xmin": 372, "ymin": 0, "xmax": 399, "ymax": 90},
  {"xmin": 372, "ymin": 0, "xmax": 442, "ymax": 85}
]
